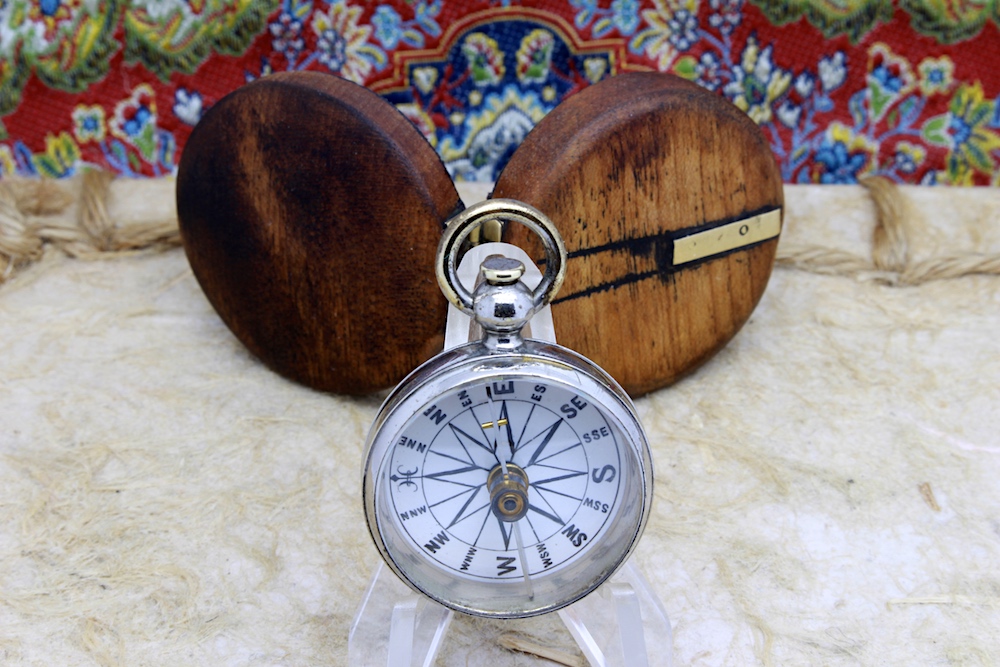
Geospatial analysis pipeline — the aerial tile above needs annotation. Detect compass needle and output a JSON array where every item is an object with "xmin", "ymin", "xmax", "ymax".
[{"xmin": 512, "ymin": 520, "xmax": 534, "ymax": 599}]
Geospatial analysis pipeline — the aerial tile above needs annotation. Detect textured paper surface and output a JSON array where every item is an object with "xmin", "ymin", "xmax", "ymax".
[{"xmin": 1, "ymin": 184, "xmax": 999, "ymax": 666}]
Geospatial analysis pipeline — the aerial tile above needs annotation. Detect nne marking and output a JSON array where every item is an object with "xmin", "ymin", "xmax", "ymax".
[{"xmin": 396, "ymin": 435, "xmax": 427, "ymax": 453}]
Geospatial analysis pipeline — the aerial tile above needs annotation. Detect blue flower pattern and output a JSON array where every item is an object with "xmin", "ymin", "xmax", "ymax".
[
  {"xmin": 814, "ymin": 141, "xmax": 868, "ymax": 183},
  {"xmin": 373, "ymin": 2, "xmax": 441, "ymax": 49},
  {"xmin": 7, "ymin": 0, "xmax": 992, "ymax": 183},
  {"xmin": 571, "ymin": 0, "xmax": 641, "ymax": 37}
]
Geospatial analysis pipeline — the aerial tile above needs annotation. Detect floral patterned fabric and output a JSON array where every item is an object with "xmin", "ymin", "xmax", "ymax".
[{"xmin": 1, "ymin": 0, "xmax": 999, "ymax": 184}]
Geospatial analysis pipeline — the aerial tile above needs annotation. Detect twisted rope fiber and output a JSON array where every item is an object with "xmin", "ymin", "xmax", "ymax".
[
  {"xmin": 776, "ymin": 176, "xmax": 1000, "ymax": 285},
  {"xmin": 0, "ymin": 171, "xmax": 180, "ymax": 282},
  {"xmin": 0, "ymin": 171, "xmax": 997, "ymax": 286}
]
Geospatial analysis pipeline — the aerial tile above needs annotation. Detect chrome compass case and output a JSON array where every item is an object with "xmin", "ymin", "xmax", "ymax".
[{"xmin": 361, "ymin": 200, "xmax": 653, "ymax": 618}]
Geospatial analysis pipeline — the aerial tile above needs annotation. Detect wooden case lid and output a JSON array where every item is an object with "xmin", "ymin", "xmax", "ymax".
[
  {"xmin": 494, "ymin": 72, "xmax": 784, "ymax": 396},
  {"xmin": 176, "ymin": 72, "xmax": 462, "ymax": 395}
]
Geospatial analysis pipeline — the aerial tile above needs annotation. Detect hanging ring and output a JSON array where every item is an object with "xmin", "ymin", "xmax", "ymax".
[{"xmin": 436, "ymin": 199, "xmax": 567, "ymax": 316}]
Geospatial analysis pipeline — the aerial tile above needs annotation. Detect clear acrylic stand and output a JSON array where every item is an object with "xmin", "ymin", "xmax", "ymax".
[
  {"xmin": 348, "ymin": 562, "xmax": 453, "ymax": 667},
  {"xmin": 558, "ymin": 561, "xmax": 673, "ymax": 667},
  {"xmin": 349, "ymin": 243, "xmax": 672, "ymax": 666}
]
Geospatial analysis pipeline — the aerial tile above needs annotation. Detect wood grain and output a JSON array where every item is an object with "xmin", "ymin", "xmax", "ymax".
[
  {"xmin": 494, "ymin": 72, "xmax": 784, "ymax": 396},
  {"xmin": 176, "ymin": 72, "xmax": 461, "ymax": 394}
]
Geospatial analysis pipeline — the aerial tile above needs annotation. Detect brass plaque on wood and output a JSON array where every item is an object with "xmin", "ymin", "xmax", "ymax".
[{"xmin": 673, "ymin": 209, "xmax": 782, "ymax": 266}]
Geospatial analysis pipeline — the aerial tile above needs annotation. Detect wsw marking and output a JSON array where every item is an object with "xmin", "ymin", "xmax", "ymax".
[
  {"xmin": 424, "ymin": 531, "xmax": 450, "ymax": 553},
  {"xmin": 536, "ymin": 542, "xmax": 553, "ymax": 569},
  {"xmin": 398, "ymin": 506, "xmax": 427, "ymax": 521},
  {"xmin": 497, "ymin": 556, "xmax": 517, "ymax": 576}
]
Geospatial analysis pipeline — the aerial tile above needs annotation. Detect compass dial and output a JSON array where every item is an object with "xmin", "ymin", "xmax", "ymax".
[
  {"xmin": 364, "ymin": 348, "xmax": 651, "ymax": 619},
  {"xmin": 387, "ymin": 379, "xmax": 622, "ymax": 581}
]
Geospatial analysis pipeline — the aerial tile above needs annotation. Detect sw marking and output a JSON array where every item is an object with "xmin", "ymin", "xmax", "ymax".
[{"xmin": 561, "ymin": 524, "xmax": 588, "ymax": 548}]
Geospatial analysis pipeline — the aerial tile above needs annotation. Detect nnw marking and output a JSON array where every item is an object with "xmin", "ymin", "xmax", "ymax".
[{"xmin": 399, "ymin": 506, "xmax": 427, "ymax": 521}]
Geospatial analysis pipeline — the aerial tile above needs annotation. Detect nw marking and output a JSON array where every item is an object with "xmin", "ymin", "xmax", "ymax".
[{"xmin": 424, "ymin": 531, "xmax": 450, "ymax": 553}]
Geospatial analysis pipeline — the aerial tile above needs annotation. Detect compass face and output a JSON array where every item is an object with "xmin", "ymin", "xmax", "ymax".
[
  {"xmin": 385, "ymin": 378, "xmax": 623, "ymax": 581},
  {"xmin": 367, "ymin": 359, "xmax": 649, "ymax": 617}
]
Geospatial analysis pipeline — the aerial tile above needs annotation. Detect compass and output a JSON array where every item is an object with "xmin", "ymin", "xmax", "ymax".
[{"xmin": 362, "ymin": 200, "xmax": 653, "ymax": 618}]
